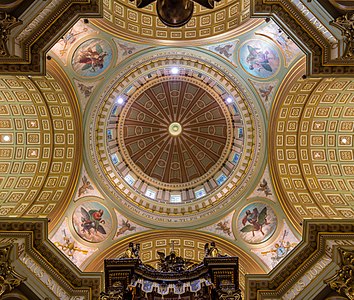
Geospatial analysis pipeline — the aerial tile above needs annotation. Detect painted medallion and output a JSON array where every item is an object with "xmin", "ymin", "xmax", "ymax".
[
  {"xmin": 237, "ymin": 202, "xmax": 277, "ymax": 244},
  {"xmin": 73, "ymin": 200, "xmax": 112, "ymax": 243},
  {"xmin": 239, "ymin": 39, "xmax": 280, "ymax": 78},
  {"xmin": 72, "ymin": 38, "xmax": 112, "ymax": 77}
]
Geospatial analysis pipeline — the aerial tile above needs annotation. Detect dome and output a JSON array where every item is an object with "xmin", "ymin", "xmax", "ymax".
[{"xmin": 86, "ymin": 48, "xmax": 265, "ymax": 227}]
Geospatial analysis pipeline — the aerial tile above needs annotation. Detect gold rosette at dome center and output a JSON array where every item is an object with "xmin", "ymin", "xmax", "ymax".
[{"xmin": 118, "ymin": 78, "xmax": 232, "ymax": 187}]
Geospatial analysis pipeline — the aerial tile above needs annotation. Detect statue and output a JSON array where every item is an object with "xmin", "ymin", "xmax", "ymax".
[
  {"xmin": 122, "ymin": 242, "xmax": 140, "ymax": 259},
  {"xmin": 130, "ymin": 0, "xmax": 221, "ymax": 27},
  {"xmin": 331, "ymin": 13, "xmax": 354, "ymax": 59},
  {"xmin": 0, "ymin": 12, "xmax": 22, "ymax": 57},
  {"xmin": 156, "ymin": 250, "xmax": 193, "ymax": 272},
  {"xmin": 156, "ymin": 242, "xmax": 197, "ymax": 272},
  {"xmin": 204, "ymin": 241, "xmax": 221, "ymax": 257},
  {"xmin": 0, "ymin": 244, "xmax": 26, "ymax": 296}
]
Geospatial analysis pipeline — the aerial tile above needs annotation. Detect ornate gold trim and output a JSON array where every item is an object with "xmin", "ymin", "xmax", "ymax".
[
  {"xmin": 268, "ymin": 56, "xmax": 307, "ymax": 233},
  {"xmin": 0, "ymin": 12, "xmax": 22, "ymax": 57},
  {"xmin": 91, "ymin": 18, "xmax": 263, "ymax": 46},
  {"xmin": 0, "ymin": 243, "xmax": 26, "ymax": 296},
  {"xmin": 46, "ymin": 59, "xmax": 83, "ymax": 231},
  {"xmin": 325, "ymin": 248, "xmax": 354, "ymax": 300},
  {"xmin": 246, "ymin": 220, "xmax": 354, "ymax": 300},
  {"xmin": 84, "ymin": 230, "xmax": 265, "ymax": 276}
]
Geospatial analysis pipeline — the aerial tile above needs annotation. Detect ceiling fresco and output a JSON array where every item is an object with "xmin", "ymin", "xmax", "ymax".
[
  {"xmin": 84, "ymin": 47, "xmax": 266, "ymax": 228},
  {"xmin": 35, "ymin": 17, "xmax": 307, "ymax": 295},
  {"xmin": 1, "ymin": 2, "xmax": 354, "ymax": 298}
]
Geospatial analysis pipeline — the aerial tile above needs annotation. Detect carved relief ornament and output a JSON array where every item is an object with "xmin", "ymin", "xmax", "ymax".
[
  {"xmin": 0, "ymin": 243, "xmax": 26, "ymax": 296},
  {"xmin": 0, "ymin": 12, "xmax": 22, "ymax": 57},
  {"xmin": 331, "ymin": 13, "xmax": 354, "ymax": 59},
  {"xmin": 325, "ymin": 247, "xmax": 354, "ymax": 300}
]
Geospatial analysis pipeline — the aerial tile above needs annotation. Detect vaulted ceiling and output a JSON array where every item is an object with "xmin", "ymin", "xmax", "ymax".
[{"xmin": 0, "ymin": 0, "xmax": 353, "ymax": 298}]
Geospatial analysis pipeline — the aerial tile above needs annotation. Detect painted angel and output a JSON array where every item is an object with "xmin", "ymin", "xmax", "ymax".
[
  {"xmin": 80, "ymin": 207, "xmax": 106, "ymax": 235},
  {"xmin": 116, "ymin": 219, "xmax": 136, "ymax": 236},
  {"xmin": 241, "ymin": 207, "xmax": 270, "ymax": 236},
  {"xmin": 246, "ymin": 45, "xmax": 273, "ymax": 73},
  {"xmin": 78, "ymin": 175, "xmax": 94, "ymax": 197},
  {"xmin": 77, "ymin": 44, "xmax": 108, "ymax": 72}
]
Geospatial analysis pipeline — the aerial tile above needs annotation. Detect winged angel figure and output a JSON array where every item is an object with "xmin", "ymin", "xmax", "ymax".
[
  {"xmin": 257, "ymin": 179, "xmax": 272, "ymax": 196},
  {"xmin": 77, "ymin": 43, "xmax": 108, "ymax": 72},
  {"xmin": 80, "ymin": 208, "xmax": 106, "ymax": 235},
  {"xmin": 78, "ymin": 175, "xmax": 94, "ymax": 197},
  {"xmin": 246, "ymin": 45, "xmax": 273, "ymax": 73},
  {"xmin": 116, "ymin": 219, "xmax": 136, "ymax": 236},
  {"xmin": 241, "ymin": 207, "xmax": 270, "ymax": 237}
]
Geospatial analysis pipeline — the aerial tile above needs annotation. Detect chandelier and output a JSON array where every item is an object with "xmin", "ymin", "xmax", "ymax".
[{"xmin": 130, "ymin": 0, "xmax": 221, "ymax": 27}]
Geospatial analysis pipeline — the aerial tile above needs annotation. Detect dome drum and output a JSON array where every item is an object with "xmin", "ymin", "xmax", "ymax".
[{"xmin": 87, "ymin": 49, "xmax": 264, "ymax": 227}]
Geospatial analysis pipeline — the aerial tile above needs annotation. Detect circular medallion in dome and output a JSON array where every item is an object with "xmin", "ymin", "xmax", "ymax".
[
  {"xmin": 118, "ymin": 77, "xmax": 233, "ymax": 188},
  {"xmin": 235, "ymin": 202, "xmax": 277, "ymax": 244}
]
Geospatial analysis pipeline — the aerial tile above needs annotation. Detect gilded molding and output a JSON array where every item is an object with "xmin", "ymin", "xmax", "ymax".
[
  {"xmin": 85, "ymin": 48, "xmax": 265, "ymax": 228},
  {"xmin": 0, "ymin": 0, "xmax": 102, "ymax": 75},
  {"xmin": 0, "ymin": 218, "xmax": 102, "ymax": 299},
  {"xmin": 46, "ymin": 60, "xmax": 83, "ymax": 231},
  {"xmin": 252, "ymin": 0, "xmax": 354, "ymax": 75},
  {"xmin": 93, "ymin": 0, "xmax": 254, "ymax": 45},
  {"xmin": 246, "ymin": 220, "xmax": 354, "ymax": 300}
]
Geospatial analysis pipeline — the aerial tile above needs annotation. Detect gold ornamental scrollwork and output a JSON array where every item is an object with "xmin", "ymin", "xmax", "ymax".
[
  {"xmin": 0, "ymin": 243, "xmax": 26, "ymax": 296},
  {"xmin": 101, "ymin": 280, "xmax": 125, "ymax": 300},
  {"xmin": 218, "ymin": 279, "xmax": 242, "ymax": 300},
  {"xmin": 331, "ymin": 13, "xmax": 354, "ymax": 59},
  {"xmin": 0, "ymin": 12, "xmax": 22, "ymax": 57},
  {"xmin": 325, "ymin": 247, "xmax": 354, "ymax": 300}
]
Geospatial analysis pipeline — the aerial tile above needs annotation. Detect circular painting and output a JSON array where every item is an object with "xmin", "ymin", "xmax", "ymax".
[
  {"xmin": 236, "ymin": 202, "xmax": 277, "ymax": 244},
  {"xmin": 73, "ymin": 201, "xmax": 112, "ymax": 243},
  {"xmin": 239, "ymin": 39, "xmax": 280, "ymax": 78},
  {"xmin": 71, "ymin": 38, "xmax": 112, "ymax": 77}
]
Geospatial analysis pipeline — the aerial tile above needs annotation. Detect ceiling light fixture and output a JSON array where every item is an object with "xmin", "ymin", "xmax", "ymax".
[
  {"xmin": 2, "ymin": 135, "xmax": 10, "ymax": 142},
  {"xmin": 226, "ymin": 97, "xmax": 233, "ymax": 104},
  {"xmin": 171, "ymin": 67, "xmax": 179, "ymax": 74},
  {"xmin": 117, "ymin": 97, "xmax": 124, "ymax": 105},
  {"xmin": 130, "ymin": 0, "xmax": 221, "ymax": 27}
]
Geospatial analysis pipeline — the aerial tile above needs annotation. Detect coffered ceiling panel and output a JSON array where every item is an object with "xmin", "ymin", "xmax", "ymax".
[
  {"xmin": 271, "ymin": 59, "xmax": 354, "ymax": 231},
  {"xmin": 0, "ymin": 61, "xmax": 81, "ymax": 226},
  {"xmin": 93, "ymin": 0, "xmax": 262, "ymax": 44}
]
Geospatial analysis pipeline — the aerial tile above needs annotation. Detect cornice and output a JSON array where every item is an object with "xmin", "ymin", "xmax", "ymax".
[
  {"xmin": 0, "ymin": 0, "xmax": 102, "ymax": 75},
  {"xmin": 246, "ymin": 219, "xmax": 354, "ymax": 299},
  {"xmin": 252, "ymin": 0, "xmax": 354, "ymax": 76},
  {"xmin": 0, "ymin": 218, "xmax": 102, "ymax": 299}
]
